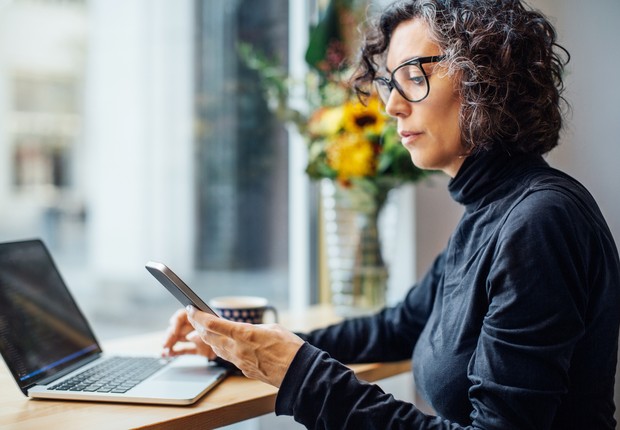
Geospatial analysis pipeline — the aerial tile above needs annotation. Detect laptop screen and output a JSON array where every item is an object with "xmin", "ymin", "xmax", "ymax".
[{"xmin": 0, "ymin": 239, "xmax": 101, "ymax": 392}]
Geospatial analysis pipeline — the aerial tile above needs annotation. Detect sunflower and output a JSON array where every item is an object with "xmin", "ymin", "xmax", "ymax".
[
  {"xmin": 325, "ymin": 132, "xmax": 377, "ymax": 182},
  {"xmin": 302, "ymin": 90, "xmax": 427, "ymax": 184},
  {"xmin": 341, "ymin": 95, "xmax": 387, "ymax": 136}
]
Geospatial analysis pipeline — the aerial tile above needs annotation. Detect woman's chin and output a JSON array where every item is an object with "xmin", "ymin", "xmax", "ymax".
[{"xmin": 409, "ymin": 153, "xmax": 431, "ymax": 171}]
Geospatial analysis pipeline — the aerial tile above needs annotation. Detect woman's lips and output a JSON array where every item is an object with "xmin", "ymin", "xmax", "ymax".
[{"xmin": 399, "ymin": 130, "xmax": 423, "ymax": 147}]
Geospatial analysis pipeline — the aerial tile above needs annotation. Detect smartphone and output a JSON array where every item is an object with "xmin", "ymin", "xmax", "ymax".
[
  {"xmin": 146, "ymin": 261, "xmax": 240, "ymax": 372},
  {"xmin": 145, "ymin": 261, "xmax": 219, "ymax": 317}
]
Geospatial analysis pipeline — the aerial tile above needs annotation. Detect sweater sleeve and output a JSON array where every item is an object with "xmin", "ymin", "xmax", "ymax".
[
  {"xmin": 276, "ymin": 252, "xmax": 475, "ymax": 429},
  {"xmin": 300, "ymin": 251, "xmax": 446, "ymax": 364},
  {"xmin": 275, "ymin": 342, "xmax": 466, "ymax": 430}
]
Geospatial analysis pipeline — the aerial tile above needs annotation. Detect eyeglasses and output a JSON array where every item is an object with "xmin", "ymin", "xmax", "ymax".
[{"xmin": 373, "ymin": 55, "xmax": 445, "ymax": 104}]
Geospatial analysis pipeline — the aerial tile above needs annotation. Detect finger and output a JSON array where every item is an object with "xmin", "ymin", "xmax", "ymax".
[
  {"xmin": 162, "ymin": 328, "xmax": 180, "ymax": 351},
  {"xmin": 186, "ymin": 331, "xmax": 217, "ymax": 360},
  {"xmin": 191, "ymin": 322, "xmax": 231, "ymax": 356},
  {"xmin": 165, "ymin": 343, "xmax": 198, "ymax": 357},
  {"xmin": 162, "ymin": 308, "xmax": 192, "ymax": 349},
  {"xmin": 169, "ymin": 308, "xmax": 192, "ymax": 333},
  {"xmin": 185, "ymin": 318, "xmax": 236, "ymax": 363},
  {"xmin": 186, "ymin": 305, "xmax": 244, "ymax": 337}
]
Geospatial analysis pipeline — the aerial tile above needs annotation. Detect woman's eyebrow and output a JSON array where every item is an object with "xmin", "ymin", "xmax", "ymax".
[{"xmin": 386, "ymin": 55, "xmax": 423, "ymax": 74}]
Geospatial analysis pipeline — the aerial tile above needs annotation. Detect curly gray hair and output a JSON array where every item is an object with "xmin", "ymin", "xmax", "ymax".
[{"xmin": 353, "ymin": 0, "xmax": 570, "ymax": 155}]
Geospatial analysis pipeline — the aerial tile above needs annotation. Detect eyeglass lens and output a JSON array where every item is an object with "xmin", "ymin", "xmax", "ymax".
[{"xmin": 374, "ymin": 63, "xmax": 428, "ymax": 104}]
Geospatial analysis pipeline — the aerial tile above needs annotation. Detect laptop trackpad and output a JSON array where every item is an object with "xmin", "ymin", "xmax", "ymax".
[{"xmin": 153, "ymin": 355, "xmax": 224, "ymax": 382}]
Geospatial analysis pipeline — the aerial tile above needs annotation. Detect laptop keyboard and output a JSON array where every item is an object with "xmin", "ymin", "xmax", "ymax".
[{"xmin": 48, "ymin": 356, "xmax": 168, "ymax": 394}]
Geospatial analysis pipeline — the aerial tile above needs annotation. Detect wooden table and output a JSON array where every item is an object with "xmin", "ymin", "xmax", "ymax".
[{"xmin": 0, "ymin": 305, "xmax": 410, "ymax": 429}]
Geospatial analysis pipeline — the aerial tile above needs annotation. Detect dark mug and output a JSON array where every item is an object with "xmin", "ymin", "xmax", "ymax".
[{"xmin": 209, "ymin": 296, "xmax": 278, "ymax": 324}]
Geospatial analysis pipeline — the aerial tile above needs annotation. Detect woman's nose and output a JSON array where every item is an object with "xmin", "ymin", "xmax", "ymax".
[{"xmin": 384, "ymin": 90, "xmax": 411, "ymax": 118}]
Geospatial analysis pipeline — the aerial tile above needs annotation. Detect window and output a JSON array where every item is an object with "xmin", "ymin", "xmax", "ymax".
[
  {"xmin": 194, "ymin": 1, "xmax": 290, "ymax": 304},
  {"xmin": 0, "ymin": 0, "xmax": 313, "ymax": 339}
]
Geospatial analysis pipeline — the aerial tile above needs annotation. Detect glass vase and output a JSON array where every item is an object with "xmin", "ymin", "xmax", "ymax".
[{"xmin": 321, "ymin": 179, "xmax": 395, "ymax": 316}]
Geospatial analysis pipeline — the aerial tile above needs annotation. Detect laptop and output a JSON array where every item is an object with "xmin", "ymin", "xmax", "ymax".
[{"xmin": 0, "ymin": 239, "xmax": 228, "ymax": 405}]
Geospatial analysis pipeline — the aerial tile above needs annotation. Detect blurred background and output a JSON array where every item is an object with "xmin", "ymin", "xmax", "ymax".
[
  {"xmin": 0, "ymin": 0, "xmax": 618, "ymax": 428},
  {"xmin": 0, "ymin": 0, "xmax": 309, "ymax": 341}
]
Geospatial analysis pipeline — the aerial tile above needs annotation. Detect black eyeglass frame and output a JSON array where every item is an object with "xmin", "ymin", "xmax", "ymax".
[{"xmin": 373, "ymin": 55, "xmax": 446, "ymax": 103}]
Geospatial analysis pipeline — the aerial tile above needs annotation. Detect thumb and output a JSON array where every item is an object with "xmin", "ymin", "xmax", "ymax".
[{"xmin": 186, "ymin": 305, "xmax": 238, "ymax": 337}]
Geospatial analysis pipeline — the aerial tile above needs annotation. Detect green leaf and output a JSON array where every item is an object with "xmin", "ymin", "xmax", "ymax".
[{"xmin": 305, "ymin": 1, "xmax": 342, "ymax": 71}]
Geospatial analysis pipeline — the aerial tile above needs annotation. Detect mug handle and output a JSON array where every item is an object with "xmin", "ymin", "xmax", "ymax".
[{"xmin": 264, "ymin": 305, "xmax": 278, "ymax": 323}]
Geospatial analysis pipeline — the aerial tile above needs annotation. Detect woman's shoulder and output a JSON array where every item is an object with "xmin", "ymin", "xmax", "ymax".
[
  {"xmin": 514, "ymin": 165, "xmax": 603, "ymax": 222},
  {"xmin": 500, "ymin": 165, "xmax": 612, "ymax": 246}
]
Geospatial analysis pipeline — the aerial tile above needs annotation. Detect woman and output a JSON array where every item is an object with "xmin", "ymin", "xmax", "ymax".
[{"xmin": 163, "ymin": 0, "xmax": 620, "ymax": 428}]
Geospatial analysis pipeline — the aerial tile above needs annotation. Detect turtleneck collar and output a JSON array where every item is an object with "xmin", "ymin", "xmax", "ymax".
[{"xmin": 448, "ymin": 148, "xmax": 547, "ymax": 207}]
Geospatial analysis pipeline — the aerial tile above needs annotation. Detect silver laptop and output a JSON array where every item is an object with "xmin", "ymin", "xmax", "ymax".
[{"xmin": 0, "ymin": 239, "xmax": 228, "ymax": 405}]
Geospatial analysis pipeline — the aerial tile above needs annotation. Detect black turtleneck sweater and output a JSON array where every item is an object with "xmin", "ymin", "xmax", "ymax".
[{"xmin": 275, "ymin": 149, "xmax": 620, "ymax": 429}]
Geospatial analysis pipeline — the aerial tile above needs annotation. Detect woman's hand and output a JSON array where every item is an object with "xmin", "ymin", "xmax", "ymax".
[
  {"xmin": 186, "ymin": 305, "xmax": 305, "ymax": 387},
  {"xmin": 162, "ymin": 308, "xmax": 217, "ymax": 359}
]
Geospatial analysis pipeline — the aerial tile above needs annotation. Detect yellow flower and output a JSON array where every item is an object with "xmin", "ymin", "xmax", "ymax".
[
  {"xmin": 341, "ymin": 95, "xmax": 386, "ymax": 136},
  {"xmin": 326, "ymin": 133, "xmax": 376, "ymax": 181},
  {"xmin": 308, "ymin": 105, "xmax": 345, "ymax": 137}
]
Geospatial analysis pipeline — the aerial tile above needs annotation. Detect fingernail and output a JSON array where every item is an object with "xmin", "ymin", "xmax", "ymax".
[{"xmin": 186, "ymin": 305, "xmax": 195, "ymax": 316}]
